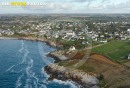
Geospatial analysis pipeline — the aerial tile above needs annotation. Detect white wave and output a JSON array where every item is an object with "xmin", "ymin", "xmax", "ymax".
[
  {"xmin": 34, "ymin": 75, "xmax": 47, "ymax": 88},
  {"xmin": 38, "ymin": 43, "xmax": 52, "ymax": 65},
  {"xmin": 18, "ymin": 40, "xmax": 24, "ymax": 53},
  {"xmin": 31, "ymin": 70, "xmax": 48, "ymax": 88},
  {"xmin": 33, "ymin": 81, "xmax": 38, "ymax": 88},
  {"xmin": 16, "ymin": 73, "xmax": 24, "ymax": 88},
  {"xmin": 13, "ymin": 41, "xmax": 56, "ymax": 88},
  {"xmin": 32, "ymin": 73, "xmax": 39, "ymax": 86},
  {"xmin": 17, "ymin": 40, "xmax": 29, "ymax": 65},
  {"xmin": 25, "ymin": 57, "xmax": 36, "ymax": 88},
  {"xmin": 15, "ymin": 40, "xmax": 24, "ymax": 56},
  {"xmin": 52, "ymin": 79, "xmax": 79, "ymax": 88},
  {"xmin": 39, "ymin": 85, "xmax": 47, "ymax": 88},
  {"xmin": 31, "ymin": 66, "xmax": 46, "ymax": 88},
  {"xmin": 41, "ymin": 55, "xmax": 53, "ymax": 66},
  {"xmin": 12, "ymin": 47, "xmax": 29, "ymax": 73},
  {"xmin": 5, "ymin": 63, "xmax": 25, "ymax": 74},
  {"xmin": 25, "ymin": 56, "xmax": 47, "ymax": 88},
  {"xmin": 25, "ymin": 58, "xmax": 33, "ymax": 78},
  {"xmin": 17, "ymin": 68, "xmax": 24, "ymax": 73},
  {"xmin": 42, "ymin": 68, "xmax": 50, "ymax": 80},
  {"xmin": 5, "ymin": 65, "xmax": 15, "ymax": 72},
  {"xmin": 24, "ymin": 79, "xmax": 30, "ymax": 88},
  {"xmin": 7, "ymin": 41, "xmax": 28, "ymax": 74},
  {"xmin": 21, "ymin": 48, "xmax": 29, "ymax": 64}
]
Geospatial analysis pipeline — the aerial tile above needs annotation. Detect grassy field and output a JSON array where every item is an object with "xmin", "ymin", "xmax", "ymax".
[
  {"xmin": 57, "ymin": 40, "xmax": 130, "ymax": 88},
  {"xmin": 92, "ymin": 40, "xmax": 130, "ymax": 62}
]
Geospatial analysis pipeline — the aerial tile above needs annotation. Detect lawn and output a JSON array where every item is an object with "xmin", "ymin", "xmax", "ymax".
[{"xmin": 92, "ymin": 40, "xmax": 130, "ymax": 62}]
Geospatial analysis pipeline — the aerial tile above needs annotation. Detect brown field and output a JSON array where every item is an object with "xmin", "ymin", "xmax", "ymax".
[
  {"xmin": 90, "ymin": 53, "xmax": 119, "ymax": 66},
  {"xmin": 60, "ymin": 52, "xmax": 130, "ymax": 88},
  {"xmin": 87, "ymin": 53, "xmax": 130, "ymax": 88}
]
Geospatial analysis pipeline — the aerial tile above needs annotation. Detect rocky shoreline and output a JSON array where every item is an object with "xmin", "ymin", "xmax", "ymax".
[
  {"xmin": 0, "ymin": 37, "xmax": 57, "ymax": 48},
  {"xmin": 47, "ymin": 50, "xmax": 69, "ymax": 62},
  {"xmin": 45, "ymin": 45, "xmax": 100, "ymax": 88},
  {"xmin": 18, "ymin": 37, "xmax": 58, "ymax": 48},
  {"xmin": 45, "ymin": 64, "xmax": 99, "ymax": 88}
]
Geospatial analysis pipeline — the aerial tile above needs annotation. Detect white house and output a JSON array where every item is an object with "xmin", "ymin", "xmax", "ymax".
[
  {"xmin": 121, "ymin": 36, "xmax": 127, "ymax": 40},
  {"xmin": 66, "ymin": 31, "xmax": 76, "ymax": 37},
  {"xmin": 69, "ymin": 46, "xmax": 76, "ymax": 51},
  {"xmin": 127, "ymin": 29, "xmax": 130, "ymax": 36},
  {"xmin": 100, "ymin": 40, "xmax": 107, "ymax": 43},
  {"xmin": 128, "ymin": 54, "xmax": 130, "ymax": 59},
  {"xmin": 100, "ymin": 35, "xmax": 105, "ymax": 38},
  {"xmin": 55, "ymin": 34, "xmax": 59, "ymax": 38}
]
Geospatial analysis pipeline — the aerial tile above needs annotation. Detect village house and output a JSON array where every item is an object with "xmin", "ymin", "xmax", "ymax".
[
  {"xmin": 69, "ymin": 46, "xmax": 76, "ymax": 51},
  {"xmin": 127, "ymin": 29, "xmax": 130, "ymax": 37},
  {"xmin": 128, "ymin": 54, "xmax": 130, "ymax": 59},
  {"xmin": 100, "ymin": 40, "xmax": 107, "ymax": 43},
  {"xmin": 121, "ymin": 37, "xmax": 126, "ymax": 40},
  {"xmin": 0, "ymin": 29, "xmax": 2, "ymax": 34},
  {"xmin": 66, "ymin": 31, "xmax": 76, "ymax": 37}
]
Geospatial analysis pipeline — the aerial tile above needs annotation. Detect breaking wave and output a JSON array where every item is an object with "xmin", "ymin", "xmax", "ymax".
[{"xmin": 51, "ymin": 79, "xmax": 80, "ymax": 88}]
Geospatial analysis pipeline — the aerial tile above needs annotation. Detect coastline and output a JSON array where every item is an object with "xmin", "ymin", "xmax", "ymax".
[
  {"xmin": 44, "ymin": 64, "xmax": 99, "ymax": 88},
  {"xmin": 0, "ymin": 37, "xmax": 18, "ymax": 40},
  {"xmin": 0, "ymin": 36, "xmax": 99, "ymax": 88},
  {"xmin": 0, "ymin": 36, "xmax": 57, "ymax": 47}
]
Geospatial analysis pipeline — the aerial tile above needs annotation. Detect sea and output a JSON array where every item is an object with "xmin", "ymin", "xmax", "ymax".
[{"xmin": 0, "ymin": 39, "xmax": 79, "ymax": 88}]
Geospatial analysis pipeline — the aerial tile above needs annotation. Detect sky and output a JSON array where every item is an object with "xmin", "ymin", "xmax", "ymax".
[{"xmin": 0, "ymin": 0, "xmax": 130, "ymax": 14}]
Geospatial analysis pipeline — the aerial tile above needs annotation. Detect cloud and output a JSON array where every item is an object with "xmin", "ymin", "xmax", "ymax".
[
  {"xmin": 105, "ymin": 1, "xmax": 130, "ymax": 9},
  {"xmin": 101, "ymin": 0, "xmax": 110, "ymax": 3},
  {"xmin": 22, "ymin": 2, "xmax": 74, "ymax": 11},
  {"xmin": 0, "ymin": 0, "xmax": 130, "ymax": 14},
  {"xmin": 71, "ymin": 0, "xmax": 94, "ymax": 2}
]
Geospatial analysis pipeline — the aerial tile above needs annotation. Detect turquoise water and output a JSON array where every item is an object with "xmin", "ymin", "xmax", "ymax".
[{"xmin": 0, "ymin": 39, "xmax": 78, "ymax": 88}]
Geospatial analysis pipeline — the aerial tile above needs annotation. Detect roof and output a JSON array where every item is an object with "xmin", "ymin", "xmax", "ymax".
[{"xmin": 127, "ymin": 29, "xmax": 130, "ymax": 32}]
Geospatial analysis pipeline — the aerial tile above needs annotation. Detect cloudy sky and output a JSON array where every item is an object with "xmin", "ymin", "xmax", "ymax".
[{"xmin": 0, "ymin": 0, "xmax": 130, "ymax": 14}]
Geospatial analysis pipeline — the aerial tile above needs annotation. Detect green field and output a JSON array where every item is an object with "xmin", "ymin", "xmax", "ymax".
[{"xmin": 92, "ymin": 40, "xmax": 130, "ymax": 62}]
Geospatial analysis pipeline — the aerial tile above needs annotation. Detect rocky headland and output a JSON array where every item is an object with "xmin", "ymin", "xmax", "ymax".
[{"xmin": 45, "ymin": 64, "xmax": 99, "ymax": 88}]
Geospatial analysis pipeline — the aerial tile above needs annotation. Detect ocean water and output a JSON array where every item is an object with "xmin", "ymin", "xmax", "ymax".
[{"xmin": 0, "ymin": 39, "xmax": 78, "ymax": 88}]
